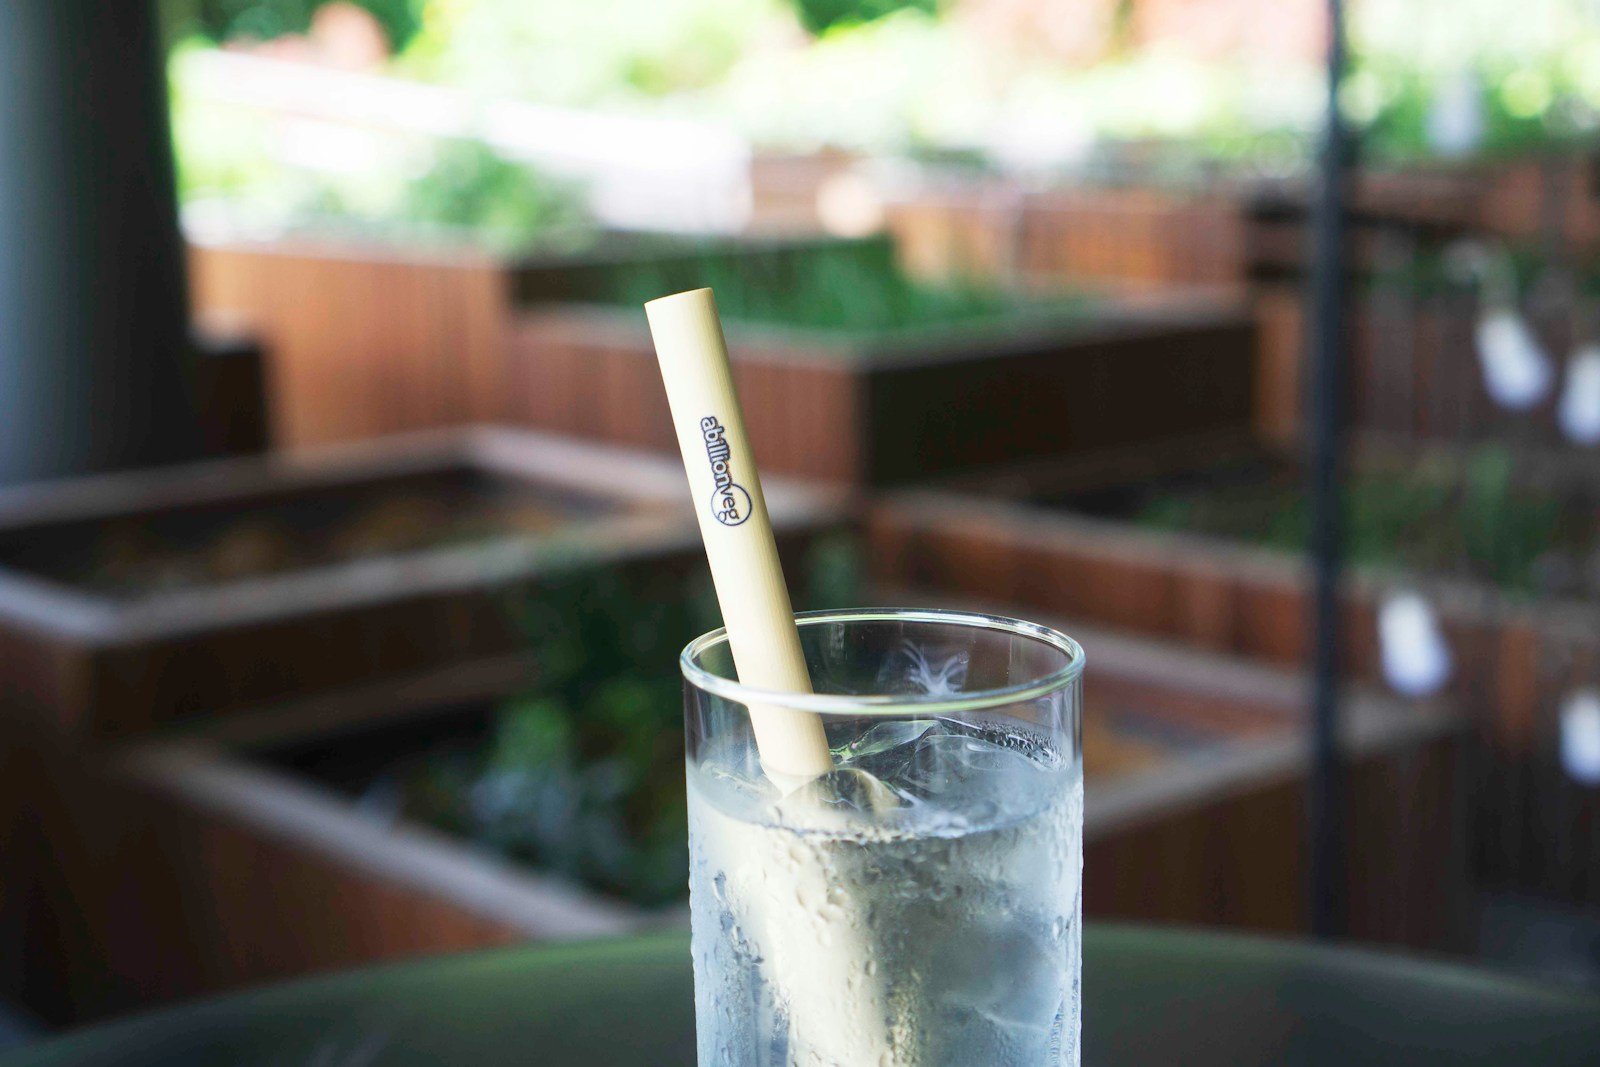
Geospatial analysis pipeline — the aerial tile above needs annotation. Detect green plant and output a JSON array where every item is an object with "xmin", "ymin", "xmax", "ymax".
[
  {"xmin": 1364, "ymin": 244, "xmax": 1554, "ymax": 301},
  {"xmin": 1135, "ymin": 447, "xmax": 1575, "ymax": 597},
  {"xmin": 1456, "ymin": 446, "xmax": 1564, "ymax": 592},
  {"xmin": 790, "ymin": 0, "xmax": 938, "ymax": 36},
  {"xmin": 399, "ymin": 140, "xmax": 590, "ymax": 250},
  {"xmin": 170, "ymin": 0, "xmax": 423, "ymax": 49},
  {"xmin": 403, "ymin": 535, "xmax": 861, "ymax": 905},
  {"xmin": 396, "ymin": 0, "xmax": 772, "ymax": 107},
  {"xmin": 601, "ymin": 239, "xmax": 1081, "ymax": 336},
  {"xmin": 1348, "ymin": 58, "xmax": 1597, "ymax": 163},
  {"xmin": 170, "ymin": 46, "xmax": 590, "ymax": 252},
  {"xmin": 1348, "ymin": 0, "xmax": 1600, "ymax": 162}
]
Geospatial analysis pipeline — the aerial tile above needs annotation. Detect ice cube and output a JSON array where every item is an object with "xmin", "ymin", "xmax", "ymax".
[
  {"xmin": 923, "ymin": 911, "xmax": 1066, "ymax": 1062},
  {"xmin": 890, "ymin": 729, "xmax": 1053, "ymax": 829},
  {"xmin": 837, "ymin": 719, "xmax": 936, "ymax": 763},
  {"xmin": 694, "ymin": 757, "xmax": 782, "ymax": 825},
  {"xmin": 774, "ymin": 767, "xmax": 906, "ymax": 833}
]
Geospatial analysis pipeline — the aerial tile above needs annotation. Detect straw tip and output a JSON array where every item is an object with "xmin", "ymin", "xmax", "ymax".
[{"xmin": 643, "ymin": 287, "xmax": 715, "ymax": 313}]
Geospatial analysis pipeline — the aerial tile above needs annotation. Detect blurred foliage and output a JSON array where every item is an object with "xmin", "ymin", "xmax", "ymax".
[
  {"xmin": 163, "ymin": 0, "xmax": 1600, "ymax": 197},
  {"xmin": 412, "ymin": 568, "xmax": 719, "ymax": 906},
  {"xmin": 707, "ymin": 9, "xmax": 1320, "ymax": 168},
  {"xmin": 791, "ymin": 0, "xmax": 937, "ymax": 36},
  {"xmin": 1366, "ymin": 244, "xmax": 1575, "ymax": 303},
  {"xmin": 711, "ymin": 0, "xmax": 1600, "ymax": 166},
  {"xmin": 170, "ymin": 43, "xmax": 590, "ymax": 251},
  {"xmin": 1349, "ymin": 58, "xmax": 1589, "ymax": 161},
  {"xmin": 515, "ymin": 231, "xmax": 1079, "ymax": 335},
  {"xmin": 165, "ymin": 0, "xmax": 423, "ymax": 49},
  {"xmin": 1363, "ymin": 247, "xmax": 1457, "ymax": 301},
  {"xmin": 1348, "ymin": 0, "xmax": 1600, "ymax": 161},
  {"xmin": 1137, "ymin": 446, "xmax": 1575, "ymax": 597},
  {"xmin": 398, "ymin": 140, "xmax": 589, "ymax": 244},
  {"xmin": 396, "ymin": 0, "xmax": 776, "ymax": 106},
  {"xmin": 398, "ymin": 0, "xmax": 1312, "ymax": 164},
  {"xmin": 596, "ymin": 237, "xmax": 1083, "ymax": 336},
  {"xmin": 401, "ymin": 536, "xmax": 861, "ymax": 905},
  {"xmin": 1456, "ymin": 448, "xmax": 1567, "ymax": 592}
]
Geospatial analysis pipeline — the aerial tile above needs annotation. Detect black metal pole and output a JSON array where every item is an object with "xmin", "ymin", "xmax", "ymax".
[
  {"xmin": 0, "ymin": 0, "xmax": 202, "ymax": 487},
  {"xmin": 1308, "ymin": 0, "xmax": 1351, "ymax": 940}
]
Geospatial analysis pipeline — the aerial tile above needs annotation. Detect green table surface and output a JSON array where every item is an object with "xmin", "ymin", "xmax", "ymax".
[{"xmin": 5, "ymin": 925, "xmax": 1598, "ymax": 1066}]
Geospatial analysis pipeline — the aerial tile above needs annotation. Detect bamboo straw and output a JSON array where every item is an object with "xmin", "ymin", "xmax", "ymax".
[
  {"xmin": 644, "ymin": 288, "xmax": 834, "ymax": 784},
  {"xmin": 647, "ymin": 288, "xmax": 900, "ymax": 1065}
]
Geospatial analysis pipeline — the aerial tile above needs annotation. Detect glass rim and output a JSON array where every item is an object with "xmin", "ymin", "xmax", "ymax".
[{"xmin": 680, "ymin": 606, "xmax": 1085, "ymax": 716}]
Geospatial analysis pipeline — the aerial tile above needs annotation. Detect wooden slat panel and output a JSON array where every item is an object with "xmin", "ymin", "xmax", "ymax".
[
  {"xmin": 1173, "ymin": 563, "xmax": 1241, "ymax": 652},
  {"xmin": 1256, "ymin": 281, "xmax": 1577, "ymax": 450},
  {"xmin": 187, "ymin": 242, "xmax": 509, "ymax": 447},
  {"xmin": 1011, "ymin": 188, "xmax": 1248, "ymax": 291},
  {"xmin": 0, "ymin": 738, "xmax": 530, "ymax": 1025},
  {"xmin": 508, "ymin": 310, "xmax": 869, "ymax": 484},
  {"xmin": 1252, "ymin": 287, "xmax": 1303, "ymax": 447}
]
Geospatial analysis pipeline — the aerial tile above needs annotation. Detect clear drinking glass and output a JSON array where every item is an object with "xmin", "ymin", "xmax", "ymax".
[{"xmin": 683, "ymin": 607, "xmax": 1084, "ymax": 1067}]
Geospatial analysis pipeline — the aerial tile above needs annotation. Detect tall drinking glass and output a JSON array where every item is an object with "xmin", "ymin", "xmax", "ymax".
[{"xmin": 684, "ymin": 608, "xmax": 1084, "ymax": 1067}]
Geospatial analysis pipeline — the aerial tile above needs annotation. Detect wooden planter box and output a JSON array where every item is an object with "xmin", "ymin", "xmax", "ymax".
[
  {"xmin": 1246, "ymin": 153, "xmax": 1600, "ymax": 447},
  {"xmin": 4, "ymin": 620, "xmax": 1463, "ymax": 1024},
  {"xmin": 867, "ymin": 473, "xmax": 1600, "ymax": 909},
  {"xmin": 506, "ymin": 295, "xmax": 1256, "ymax": 486},
  {"xmin": 881, "ymin": 178, "xmax": 1250, "ymax": 291},
  {"xmin": 0, "ymin": 722, "xmax": 644, "ymax": 1026},
  {"xmin": 1074, "ymin": 625, "xmax": 1466, "ymax": 949},
  {"xmin": 1240, "ymin": 152, "xmax": 1600, "ymax": 283},
  {"xmin": 0, "ymin": 429, "xmax": 842, "ymax": 740},
  {"xmin": 189, "ymin": 233, "xmax": 897, "ymax": 449}
]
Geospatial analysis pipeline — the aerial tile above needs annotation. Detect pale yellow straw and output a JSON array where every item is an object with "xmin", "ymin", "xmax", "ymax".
[
  {"xmin": 646, "ymin": 288, "xmax": 901, "ymax": 1064},
  {"xmin": 644, "ymin": 287, "xmax": 834, "ymax": 784}
]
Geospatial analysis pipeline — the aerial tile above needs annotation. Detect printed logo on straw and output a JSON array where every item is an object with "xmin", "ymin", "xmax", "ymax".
[{"xmin": 700, "ymin": 415, "xmax": 751, "ymax": 526}]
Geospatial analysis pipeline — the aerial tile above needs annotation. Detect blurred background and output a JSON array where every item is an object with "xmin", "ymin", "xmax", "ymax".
[{"xmin": 2, "ymin": 0, "xmax": 1600, "ymax": 1046}]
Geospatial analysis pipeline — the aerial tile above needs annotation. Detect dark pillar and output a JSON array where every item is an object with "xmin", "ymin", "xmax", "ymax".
[
  {"xmin": 0, "ymin": 0, "xmax": 202, "ymax": 487},
  {"xmin": 1307, "ymin": 0, "xmax": 1351, "ymax": 940}
]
